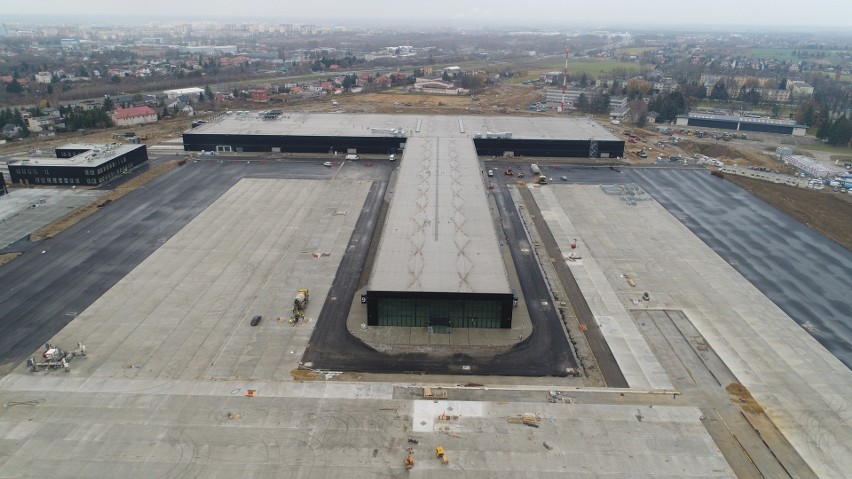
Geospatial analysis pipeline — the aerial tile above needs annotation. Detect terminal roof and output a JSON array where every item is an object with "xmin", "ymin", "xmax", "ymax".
[{"xmin": 369, "ymin": 136, "xmax": 511, "ymax": 294}]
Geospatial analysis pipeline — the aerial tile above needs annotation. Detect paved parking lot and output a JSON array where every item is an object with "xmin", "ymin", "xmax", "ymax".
[{"xmin": 0, "ymin": 188, "xmax": 104, "ymax": 249}]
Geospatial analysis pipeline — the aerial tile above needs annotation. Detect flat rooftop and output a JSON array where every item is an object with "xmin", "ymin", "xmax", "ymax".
[
  {"xmin": 369, "ymin": 137, "xmax": 511, "ymax": 294},
  {"xmin": 187, "ymin": 111, "xmax": 620, "ymax": 141},
  {"xmin": 684, "ymin": 112, "xmax": 803, "ymax": 127},
  {"xmin": 8, "ymin": 143, "xmax": 144, "ymax": 169}
]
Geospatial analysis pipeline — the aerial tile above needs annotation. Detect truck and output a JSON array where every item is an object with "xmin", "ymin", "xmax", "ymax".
[
  {"xmin": 292, "ymin": 288, "xmax": 310, "ymax": 323},
  {"xmin": 530, "ymin": 164, "xmax": 541, "ymax": 176},
  {"xmin": 537, "ymin": 175, "xmax": 548, "ymax": 185}
]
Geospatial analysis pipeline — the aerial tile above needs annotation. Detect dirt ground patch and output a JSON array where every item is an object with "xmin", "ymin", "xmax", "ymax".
[
  {"xmin": 725, "ymin": 174, "xmax": 852, "ymax": 252},
  {"xmin": 268, "ymin": 84, "xmax": 545, "ymax": 116},
  {"xmin": 0, "ymin": 252, "xmax": 20, "ymax": 266},
  {"xmin": 30, "ymin": 160, "xmax": 184, "ymax": 241},
  {"xmin": 290, "ymin": 368, "xmax": 319, "ymax": 381},
  {"xmin": 726, "ymin": 383, "xmax": 764, "ymax": 415}
]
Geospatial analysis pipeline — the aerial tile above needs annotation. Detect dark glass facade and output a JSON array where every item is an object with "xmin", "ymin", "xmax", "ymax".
[
  {"xmin": 8, "ymin": 145, "xmax": 148, "ymax": 186},
  {"xmin": 366, "ymin": 291, "xmax": 513, "ymax": 329},
  {"xmin": 182, "ymin": 133, "xmax": 625, "ymax": 159}
]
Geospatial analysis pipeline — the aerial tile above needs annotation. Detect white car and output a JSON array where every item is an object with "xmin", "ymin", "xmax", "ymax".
[
  {"xmin": 345, "ymin": 154, "xmax": 360, "ymax": 161},
  {"xmin": 323, "ymin": 161, "xmax": 333, "ymax": 167}
]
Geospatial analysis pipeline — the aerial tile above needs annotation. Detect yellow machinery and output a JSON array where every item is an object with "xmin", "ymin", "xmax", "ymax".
[{"xmin": 291, "ymin": 288, "xmax": 310, "ymax": 323}]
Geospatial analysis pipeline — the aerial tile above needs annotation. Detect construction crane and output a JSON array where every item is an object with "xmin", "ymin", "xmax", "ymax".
[
  {"xmin": 559, "ymin": 48, "xmax": 570, "ymax": 113},
  {"xmin": 290, "ymin": 288, "xmax": 309, "ymax": 323}
]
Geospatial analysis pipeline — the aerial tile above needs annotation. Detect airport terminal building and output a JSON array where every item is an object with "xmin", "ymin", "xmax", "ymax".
[
  {"xmin": 365, "ymin": 136, "xmax": 514, "ymax": 329},
  {"xmin": 182, "ymin": 112, "xmax": 625, "ymax": 159},
  {"xmin": 182, "ymin": 112, "xmax": 624, "ymax": 331}
]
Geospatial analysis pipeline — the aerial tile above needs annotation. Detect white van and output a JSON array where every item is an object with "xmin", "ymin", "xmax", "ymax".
[
  {"xmin": 345, "ymin": 154, "xmax": 360, "ymax": 161},
  {"xmin": 389, "ymin": 154, "xmax": 395, "ymax": 162},
  {"xmin": 487, "ymin": 169, "xmax": 494, "ymax": 177}
]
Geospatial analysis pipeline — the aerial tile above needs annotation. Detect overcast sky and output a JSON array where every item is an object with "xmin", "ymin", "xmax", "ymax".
[{"xmin": 5, "ymin": 0, "xmax": 852, "ymax": 29}]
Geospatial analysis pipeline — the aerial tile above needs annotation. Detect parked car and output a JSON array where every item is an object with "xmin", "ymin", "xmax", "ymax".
[{"xmin": 323, "ymin": 161, "xmax": 333, "ymax": 167}]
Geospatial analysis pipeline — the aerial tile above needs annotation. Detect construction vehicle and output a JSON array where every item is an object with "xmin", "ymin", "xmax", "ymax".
[
  {"xmin": 27, "ymin": 342, "xmax": 86, "ymax": 372},
  {"xmin": 504, "ymin": 167, "xmax": 513, "ymax": 176},
  {"xmin": 404, "ymin": 448, "xmax": 415, "ymax": 469},
  {"xmin": 436, "ymin": 446, "xmax": 449, "ymax": 465},
  {"xmin": 538, "ymin": 175, "xmax": 548, "ymax": 185},
  {"xmin": 291, "ymin": 288, "xmax": 309, "ymax": 323},
  {"xmin": 423, "ymin": 387, "xmax": 448, "ymax": 399}
]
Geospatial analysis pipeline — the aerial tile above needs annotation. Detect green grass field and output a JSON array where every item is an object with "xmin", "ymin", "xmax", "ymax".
[
  {"xmin": 798, "ymin": 143, "xmax": 852, "ymax": 155},
  {"xmin": 750, "ymin": 48, "xmax": 849, "ymax": 62},
  {"xmin": 469, "ymin": 56, "xmax": 644, "ymax": 84}
]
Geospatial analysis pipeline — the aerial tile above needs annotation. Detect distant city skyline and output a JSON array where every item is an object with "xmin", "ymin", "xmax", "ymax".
[{"xmin": 4, "ymin": 0, "xmax": 852, "ymax": 29}]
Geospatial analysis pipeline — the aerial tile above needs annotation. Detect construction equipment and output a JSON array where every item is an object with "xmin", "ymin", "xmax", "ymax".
[
  {"xmin": 436, "ymin": 446, "xmax": 449, "ymax": 464},
  {"xmin": 507, "ymin": 414, "xmax": 541, "ymax": 427},
  {"xmin": 404, "ymin": 448, "xmax": 415, "ymax": 469},
  {"xmin": 290, "ymin": 288, "xmax": 309, "ymax": 323},
  {"xmin": 423, "ymin": 387, "xmax": 448, "ymax": 399},
  {"xmin": 27, "ymin": 342, "xmax": 86, "ymax": 372}
]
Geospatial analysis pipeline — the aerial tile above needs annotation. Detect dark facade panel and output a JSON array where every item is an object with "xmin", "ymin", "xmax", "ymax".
[
  {"xmin": 182, "ymin": 133, "xmax": 405, "ymax": 155},
  {"xmin": 365, "ymin": 290, "xmax": 513, "ymax": 329},
  {"xmin": 183, "ymin": 133, "xmax": 625, "ymax": 159},
  {"xmin": 687, "ymin": 118, "xmax": 739, "ymax": 130},
  {"xmin": 473, "ymin": 138, "xmax": 625, "ymax": 158},
  {"xmin": 55, "ymin": 147, "xmax": 94, "ymax": 158},
  {"xmin": 9, "ymin": 146, "xmax": 149, "ymax": 186},
  {"xmin": 738, "ymin": 123, "xmax": 795, "ymax": 134},
  {"xmin": 0, "ymin": 172, "xmax": 6, "ymax": 195}
]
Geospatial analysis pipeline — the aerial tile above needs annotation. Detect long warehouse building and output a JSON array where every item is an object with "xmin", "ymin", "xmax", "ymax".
[
  {"xmin": 365, "ymin": 136, "xmax": 514, "ymax": 329},
  {"xmin": 182, "ymin": 112, "xmax": 624, "ymax": 158}
]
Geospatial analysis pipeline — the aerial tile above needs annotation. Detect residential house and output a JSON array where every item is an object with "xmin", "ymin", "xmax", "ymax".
[
  {"xmin": 250, "ymin": 89, "xmax": 269, "ymax": 102},
  {"xmin": 27, "ymin": 116, "xmax": 55, "ymax": 132},
  {"xmin": 112, "ymin": 106, "xmax": 158, "ymax": 127},
  {"xmin": 34, "ymin": 71, "xmax": 53, "ymax": 84},
  {"xmin": 2, "ymin": 123, "xmax": 21, "ymax": 139}
]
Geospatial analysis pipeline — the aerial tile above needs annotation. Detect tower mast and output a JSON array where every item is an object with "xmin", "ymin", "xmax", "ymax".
[{"xmin": 560, "ymin": 48, "xmax": 570, "ymax": 112}]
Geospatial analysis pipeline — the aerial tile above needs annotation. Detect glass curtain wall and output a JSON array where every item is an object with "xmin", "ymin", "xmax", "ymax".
[{"xmin": 376, "ymin": 298, "xmax": 502, "ymax": 328}]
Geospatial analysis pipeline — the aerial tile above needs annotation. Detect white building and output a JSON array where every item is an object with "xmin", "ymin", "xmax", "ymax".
[
  {"xmin": 34, "ymin": 71, "xmax": 53, "ymax": 84},
  {"xmin": 163, "ymin": 87, "xmax": 205, "ymax": 99}
]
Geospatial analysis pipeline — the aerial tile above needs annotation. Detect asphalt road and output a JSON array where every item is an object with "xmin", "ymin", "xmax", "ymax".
[
  {"xmin": 303, "ymin": 172, "xmax": 578, "ymax": 377},
  {"xmin": 0, "ymin": 158, "xmax": 337, "ymax": 376}
]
